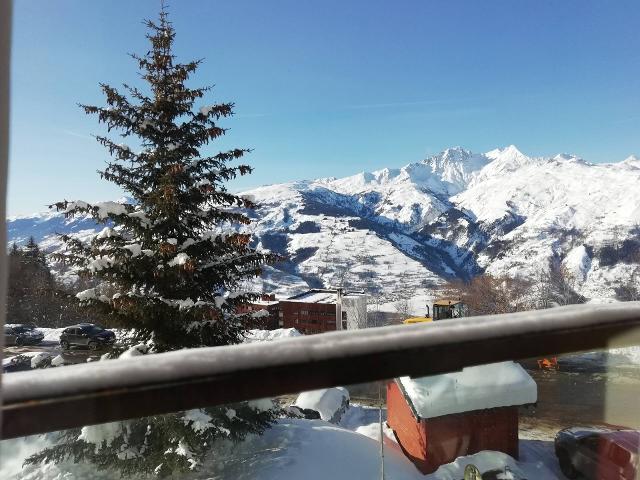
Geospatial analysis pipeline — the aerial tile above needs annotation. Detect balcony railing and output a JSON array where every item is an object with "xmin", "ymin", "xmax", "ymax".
[{"xmin": 3, "ymin": 302, "xmax": 640, "ymax": 439}]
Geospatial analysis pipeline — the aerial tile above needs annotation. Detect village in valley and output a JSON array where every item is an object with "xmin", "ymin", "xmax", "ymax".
[{"xmin": 2, "ymin": 1, "xmax": 640, "ymax": 480}]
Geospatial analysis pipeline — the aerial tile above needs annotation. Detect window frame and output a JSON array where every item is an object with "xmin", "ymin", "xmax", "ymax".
[{"xmin": 1, "ymin": 6, "xmax": 639, "ymax": 445}]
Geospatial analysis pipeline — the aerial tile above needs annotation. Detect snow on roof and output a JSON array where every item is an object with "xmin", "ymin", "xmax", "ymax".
[
  {"xmin": 252, "ymin": 299, "xmax": 280, "ymax": 306},
  {"xmin": 293, "ymin": 387, "xmax": 349, "ymax": 421},
  {"xmin": 399, "ymin": 361, "xmax": 537, "ymax": 419},
  {"xmin": 288, "ymin": 291, "xmax": 336, "ymax": 303},
  {"xmin": 286, "ymin": 289, "xmax": 366, "ymax": 304}
]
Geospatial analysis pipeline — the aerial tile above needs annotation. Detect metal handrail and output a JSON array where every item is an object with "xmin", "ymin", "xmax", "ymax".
[{"xmin": 2, "ymin": 302, "xmax": 640, "ymax": 439}]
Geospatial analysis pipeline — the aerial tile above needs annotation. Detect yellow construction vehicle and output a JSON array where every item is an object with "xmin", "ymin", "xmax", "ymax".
[
  {"xmin": 402, "ymin": 298, "xmax": 466, "ymax": 324},
  {"xmin": 432, "ymin": 298, "xmax": 465, "ymax": 320},
  {"xmin": 402, "ymin": 315, "xmax": 433, "ymax": 324}
]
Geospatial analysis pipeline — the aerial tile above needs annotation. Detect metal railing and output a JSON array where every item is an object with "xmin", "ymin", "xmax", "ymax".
[{"xmin": 2, "ymin": 302, "xmax": 640, "ymax": 439}]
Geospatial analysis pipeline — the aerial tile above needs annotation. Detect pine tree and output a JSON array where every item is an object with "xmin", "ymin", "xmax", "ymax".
[
  {"xmin": 49, "ymin": 8, "xmax": 275, "ymax": 351},
  {"xmin": 24, "ymin": 235, "xmax": 42, "ymax": 259},
  {"xmin": 6, "ymin": 238, "xmax": 59, "ymax": 326},
  {"xmin": 26, "ymin": 7, "xmax": 280, "ymax": 477}
]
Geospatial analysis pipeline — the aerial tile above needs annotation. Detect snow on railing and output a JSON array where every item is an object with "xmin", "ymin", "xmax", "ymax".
[{"xmin": 2, "ymin": 302, "xmax": 640, "ymax": 439}]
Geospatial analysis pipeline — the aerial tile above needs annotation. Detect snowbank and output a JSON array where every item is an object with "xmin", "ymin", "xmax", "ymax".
[
  {"xmin": 41, "ymin": 327, "xmax": 65, "ymax": 343},
  {"xmin": 2, "ymin": 408, "xmax": 561, "ymax": 479},
  {"xmin": 194, "ymin": 418, "xmax": 425, "ymax": 480},
  {"xmin": 243, "ymin": 328, "xmax": 302, "ymax": 343},
  {"xmin": 609, "ymin": 346, "xmax": 640, "ymax": 364},
  {"xmin": 118, "ymin": 343, "xmax": 149, "ymax": 358},
  {"xmin": 293, "ymin": 387, "xmax": 349, "ymax": 423},
  {"xmin": 427, "ymin": 450, "xmax": 556, "ymax": 480},
  {"xmin": 399, "ymin": 361, "xmax": 537, "ymax": 419},
  {"xmin": 2, "ymin": 351, "xmax": 42, "ymax": 367},
  {"xmin": 564, "ymin": 346, "xmax": 640, "ymax": 367},
  {"xmin": 187, "ymin": 418, "xmax": 558, "ymax": 480}
]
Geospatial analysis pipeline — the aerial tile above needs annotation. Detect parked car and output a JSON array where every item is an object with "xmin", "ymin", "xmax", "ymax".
[
  {"xmin": 555, "ymin": 426, "xmax": 639, "ymax": 479},
  {"xmin": 60, "ymin": 323, "xmax": 116, "ymax": 350},
  {"xmin": 4, "ymin": 324, "xmax": 45, "ymax": 346}
]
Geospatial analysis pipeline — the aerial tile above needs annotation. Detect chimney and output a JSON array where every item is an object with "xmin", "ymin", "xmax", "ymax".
[{"xmin": 336, "ymin": 287, "xmax": 344, "ymax": 330}]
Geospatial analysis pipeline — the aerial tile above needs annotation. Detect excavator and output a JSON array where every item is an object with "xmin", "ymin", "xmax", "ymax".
[{"xmin": 403, "ymin": 298, "xmax": 466, "ymax": 324}]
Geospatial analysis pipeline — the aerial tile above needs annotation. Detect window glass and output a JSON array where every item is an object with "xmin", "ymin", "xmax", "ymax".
[{"xmin": 3, "ymin": 2, "xmax": 640, "ymax": 480}]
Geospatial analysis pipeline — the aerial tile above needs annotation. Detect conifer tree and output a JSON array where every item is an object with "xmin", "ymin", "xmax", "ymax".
[
  {"xmin": 7, "ymin": 237, "xmax": 59, "ymax": 326},
  {"xmin": 26, "ymin": 7, "xmax": 279, "ymax": 477},
  {"xmin": 49, "ymin": 8, "xmax": 275, "ymax": 351}
]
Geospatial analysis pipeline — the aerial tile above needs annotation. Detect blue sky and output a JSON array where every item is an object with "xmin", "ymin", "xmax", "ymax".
[{"xmin": 8, "ymin": 0, "xmax": 640, "ymax": 215}]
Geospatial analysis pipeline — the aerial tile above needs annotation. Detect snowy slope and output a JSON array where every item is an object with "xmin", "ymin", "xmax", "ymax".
[
  {"xmin": 453, "ymin": 147, "xmax": 640, "ymax": 298},
  {"xmin": 7, "ymin": 145, "xmax": 640, "ymax": 308}
]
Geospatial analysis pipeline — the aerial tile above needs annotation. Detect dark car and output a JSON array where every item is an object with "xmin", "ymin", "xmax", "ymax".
[
  {"xmin": 555, "ymin": 426, "xmax": 639, "ymax": 479},
  {"xmin": 4, "ymin": 324, "xmax": 45, "ymax": 346},
  {"xmin": 60, "ymin": 323, "xmax": 116, "ymax": 350}
]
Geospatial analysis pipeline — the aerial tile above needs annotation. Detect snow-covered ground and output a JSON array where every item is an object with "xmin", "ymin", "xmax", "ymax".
[
  {"xmin": 3, "ymin": 328, "xmax": 304, "ymax": 372},
  {"xmin": 243, "ymin": 327, "xmax": 302, "ymax": 343},
  {"xmin": 4, "ymin": 325, "xmax": 129, "ymax": 345},
  {"xmin": 562, "ymin": 345, "xmax": 640, "ymax": 369},
  {"xmin": 4, "ymin": 413, "xmax": 562, "ymax": 480},
  {"xmin": 196, "ymin": 416, "xmax": 559, "ymax": 480},
  {"xmin": 293, "ymin": 387, "xmax": 349, "ymax": 422}
]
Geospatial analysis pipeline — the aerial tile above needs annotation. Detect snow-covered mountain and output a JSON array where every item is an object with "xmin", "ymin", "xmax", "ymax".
[{"xmin": 7, "ymin": 146, "xmax": 640, "ymax": 308}]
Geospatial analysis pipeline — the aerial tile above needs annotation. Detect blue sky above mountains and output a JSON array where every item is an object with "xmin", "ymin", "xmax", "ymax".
[{"xmin": 8, "ymin": 0, "xmax": 640, "ymax": 215}]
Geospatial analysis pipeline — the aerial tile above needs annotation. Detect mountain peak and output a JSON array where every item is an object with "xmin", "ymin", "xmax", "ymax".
[
  {"xmin": 441, "ymin": 146, "xmax": 472, "ymax": 158},
  {"xmin": 484, "ymin": 144, "xmax": 525, "ymax": 161},
  {"xmin": 620, "ymin": 155, "xmax": 640, "ymax": 169},
  {"xmin": 552, "ymin": 153, "xmax": 587, "ymax": 164},
  {"xmin": 416, "ymin": 147, "xmax": 490, "ymax": 194}
]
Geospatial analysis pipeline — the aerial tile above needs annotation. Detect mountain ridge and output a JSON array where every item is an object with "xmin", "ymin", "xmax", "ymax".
[{"xmin": 6, "ymin": 146, "xmax": 640, "ymax": 310}]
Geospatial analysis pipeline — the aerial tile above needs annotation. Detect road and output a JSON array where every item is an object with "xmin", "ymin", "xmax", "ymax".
[{"xmin": 520, "ymin": 354, "xmax": 640, "ymax": 440}]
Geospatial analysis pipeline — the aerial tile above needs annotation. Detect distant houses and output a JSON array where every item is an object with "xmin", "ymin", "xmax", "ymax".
[
  {"xmin": 239, "ymin": 289, "xmax": 368, "ymax": 334},
  {"xmin": 280, "ymin": 289, "xmax": 367, "ymax": 334},
  {"xmin": 387, "ymin": 361, "xmax": 537, "ymax": 474}
]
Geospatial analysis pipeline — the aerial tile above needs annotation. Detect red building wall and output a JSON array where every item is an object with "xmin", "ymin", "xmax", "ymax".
[
  {"xmin": 387, "ymin": 379, "xmax": 428, "ymax": 468},
  {"xmin": 279, "ymin": 301, "xmax": 337, "ymax": 334},
  {"xmin": 236, "ymin": 297, "xmax": 280, "ymax": 330},
  {"xmin": 387, "ymin": 381, "xmax": 520, "ymax": 474}
]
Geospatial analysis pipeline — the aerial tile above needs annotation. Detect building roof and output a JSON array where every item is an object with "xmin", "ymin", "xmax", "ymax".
[
  {"xmin": 433, "ymin": 298, "xmax": 463, "ymax": 306},
  {"xmin": 398, "ymin": 361, "xmax": 537, "ymax": 420},
  {"xmin": 252, "ymin": 300, "xmax": 280, "ymax": 306},
  {"xmin": 285, "ymin": 289, "xmax": 366, "ymax": 304}
]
